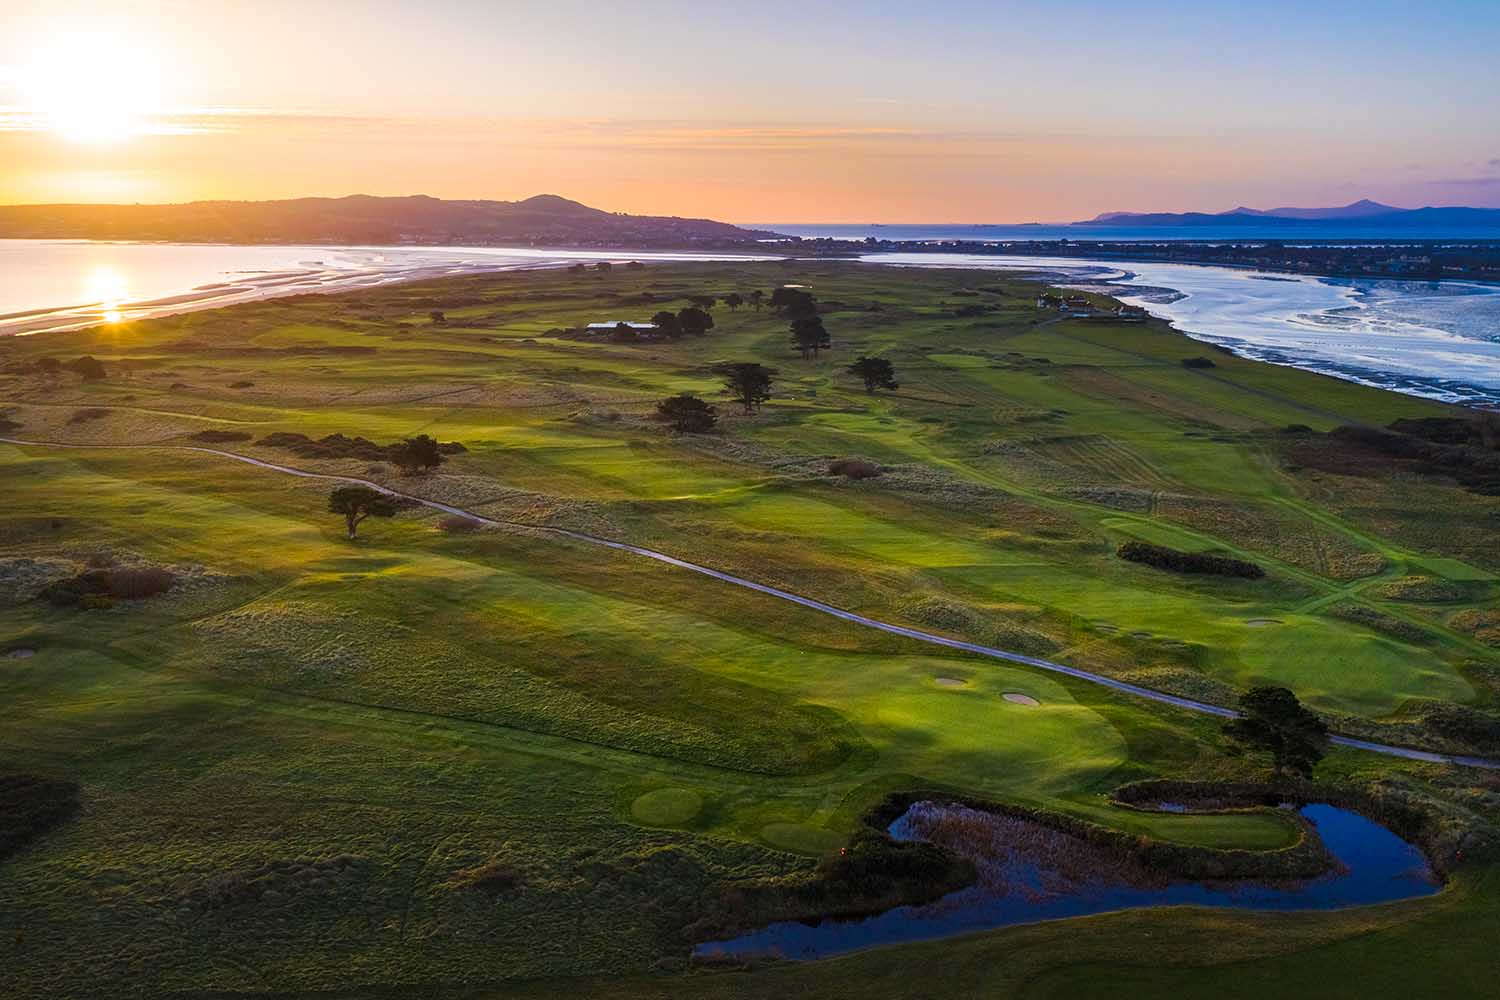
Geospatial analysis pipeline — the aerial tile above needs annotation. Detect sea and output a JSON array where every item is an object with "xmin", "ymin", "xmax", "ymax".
[{"xmin": 2, "ymin": 236, "xmax": 1498, "ymax": 406}]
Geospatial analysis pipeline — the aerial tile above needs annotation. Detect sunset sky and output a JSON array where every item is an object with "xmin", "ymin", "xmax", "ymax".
[{"xmin": 2, "ymin": 0, "xmax": 1498, "ymax": 222}]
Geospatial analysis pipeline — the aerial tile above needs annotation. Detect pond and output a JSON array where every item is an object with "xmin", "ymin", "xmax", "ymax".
[{"xmin": 695, "ymin": 800, "xmax": 1438, "ymax": 961}]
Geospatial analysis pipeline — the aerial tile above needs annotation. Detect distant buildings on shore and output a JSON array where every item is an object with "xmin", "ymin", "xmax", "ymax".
[{"xmin": 1035, "ymin": 293, "xmax": 1147, "ymax": 321}]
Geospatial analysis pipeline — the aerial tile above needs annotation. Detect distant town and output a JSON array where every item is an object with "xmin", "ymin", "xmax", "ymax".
[{"xmin": 780, "ymin": 237, "xmax": 1500, "ymax": 283}]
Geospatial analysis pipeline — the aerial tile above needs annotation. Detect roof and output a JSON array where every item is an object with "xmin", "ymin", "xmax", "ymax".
[{"xmin": 586, "ymin": 321, "xmax": 657, "ymax": 330}]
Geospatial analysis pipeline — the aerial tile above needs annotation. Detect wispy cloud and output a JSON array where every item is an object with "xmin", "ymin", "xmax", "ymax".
[{"xmin": 1431, "ymin": 176, "xmax": 1500, "ymax": 187}]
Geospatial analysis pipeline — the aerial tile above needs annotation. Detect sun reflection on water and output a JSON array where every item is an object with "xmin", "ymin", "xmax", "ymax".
[{"xmin": 84, "ymin": 266, "xmax": 130, "ymax": 324}]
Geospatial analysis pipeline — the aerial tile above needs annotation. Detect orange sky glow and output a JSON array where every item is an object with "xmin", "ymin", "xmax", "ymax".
[{"xmin": 2, "ymin": 1, "xmax": 1498, "ymax": 222}]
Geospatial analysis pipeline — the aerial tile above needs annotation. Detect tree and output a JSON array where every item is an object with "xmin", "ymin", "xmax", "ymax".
[
  {"xmin": 748, "ymin": 290, "xmax": 765, "ymax": 311},
  {"xmin": 688, "ymin": 294, "xmax": 717, "ymax": 310},
  {"xmin": 428, "ymin": 310, "xmax": 446, "ymax": 325},
  {"xmin": 790, "ymin": 316, "xmax": 831, "ymax": 359},
  {"xmin": 848, "ymin": 355, "xmax": 898, "ymax": 393},
  {"xmin": 724, "ymin": 293, "xmax": 744, "ymax": 311},
  {"xmin": 655, "ymin": 393, "xmax": 717, "ymax": 433},
  {"xmin": 609, "ymin": 323, "xmax": 639, "ymax": 343},
  {"xmin": 390, "ymin": 434, "xmax": 444, "ymax": 475},
  {"xmin": 328, "ymin": 486, "xmax": 397, "ymax": 540},
  {"xmin": 1223, "ymin": 686, "xmax": 1329, "ymax": 780},
  {"xmin": 595, "ymin": 261, "xmax": 613, "ymax": 272},
  {"xmin": 677, "ymin": 306, "xmax": 715, "ymax": 337},
  {"xmin": 770, "ymin": 287, "xmax": 817, "ymax": 319},
  {"xmin": 651, "ymin": 310, "xmax": 682, "ymax": 338},
  {"xmin": 715, "ymin": 362, "xmax": 776, "ymax": 414}
]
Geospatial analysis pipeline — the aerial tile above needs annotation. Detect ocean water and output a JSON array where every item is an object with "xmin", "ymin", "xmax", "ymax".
[
  {"xmin": 865, "ymin": 252, "xmax": 1500, "ymax": 406},
  {"xmin": 0, "ymin": 240, "xmax": 776, "ymax": 336}
]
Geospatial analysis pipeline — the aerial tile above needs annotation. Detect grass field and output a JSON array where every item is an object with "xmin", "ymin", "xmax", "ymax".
[{"xmin": 2, "ymin": 261, "xmax": 1498, "ymax": 997}]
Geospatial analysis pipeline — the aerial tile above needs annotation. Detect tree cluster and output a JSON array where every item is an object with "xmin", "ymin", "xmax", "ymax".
[
  {"xmin": 1117, "ymin": 541, "xmax": 1264, "ymax": 579},
  {"xmin": 715, "ymin": 362, "xmax": 775, "ymax": 414},
  {"xmin": 848, "ymin": 356, "xmax": 898, "ymax": 393},
  {"xmin": 655, "ymin": 393, "xmax": 717, "ymax": 433}
]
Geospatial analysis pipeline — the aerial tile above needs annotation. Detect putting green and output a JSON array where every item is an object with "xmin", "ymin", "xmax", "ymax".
[
  {"xmin": 630, "ymin": 788, "xmax": 704, "ymax": 827},
  {"xmin": 1239, "ymin": 620, "xmax": 1473, "ymax": 715}
]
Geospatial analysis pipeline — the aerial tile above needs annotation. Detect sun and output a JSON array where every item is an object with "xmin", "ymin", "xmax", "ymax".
[{"xmin": 21, "ymin": 30, "xmax": 166, "ymax": 145}]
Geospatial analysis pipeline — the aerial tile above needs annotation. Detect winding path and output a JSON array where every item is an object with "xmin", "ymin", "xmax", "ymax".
[{"xmin": 5, "ymin": 435, "xmax": 1498, "ymax": 772}]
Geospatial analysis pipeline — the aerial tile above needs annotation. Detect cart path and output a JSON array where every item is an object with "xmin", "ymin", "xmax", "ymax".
[{"xmin": 5, "ymin": 435, "xmax": 1496, "ymax": 771}]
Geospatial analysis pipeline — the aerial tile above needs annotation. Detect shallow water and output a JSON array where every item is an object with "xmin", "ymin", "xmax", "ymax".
[
  {"xmin": 0, "ymin": 240, "xmax": 777, "ymax": 336},
  {"xmin": 866, "ymin": 252, "xmax": 1500, "ymax": 406},
  {"xmin": 695, "ymin": 802, "xmax": 1437, "ymax": 961}
]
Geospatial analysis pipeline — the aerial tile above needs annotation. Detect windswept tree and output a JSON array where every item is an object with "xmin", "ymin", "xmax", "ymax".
[
  {"xmin": 848, "ymin": 355, "xmax": 898, "ymax": 393},
  {"xmin": 770, "ymin": 287, "xmax": 817, "ymax": 320},
  {"xmin": 748, "ymin": 290, "xmax": 765, "ymax": 311},
  {"xmin": 390, "ymin": 434, "xmax": 445, "ymax": 475},
  {"xmin": 1223, "ymin": 686, "xmax": 1329, "ymax": 780},
  {"xmin": 651, "ymin": 310, "xmax": 682, "ymax": 338},
  {"xmin": 655, "ymin": 393, "xmax": 717, "ymax": 433},
  {"xmin": 790, "ymin": 316, "xmax": 831, "ymax": 359},
  {"xmin": 724, "ymin": 292, "xmax": 744, "ymax": 311},
  {"xmin": 715, "ymin": 362, "xmax": 776, "ymax": 414},
  {"xmin": 328, "ymin": 486, "xmax": 397, "ymax": 540},
  {"xmin": 677, "ymin": 306, "xmax": 715, "ymax": 337}
]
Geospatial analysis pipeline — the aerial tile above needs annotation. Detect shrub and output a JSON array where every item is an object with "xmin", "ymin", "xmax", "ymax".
[
  {"xmin": 104, "ymin": 567, "xmax": 176, "ymax": 600},
  {"xmin": 1117, "ymin": 541, "xmax": 1264, "ymax": 579},
  {"xmin": 228, "ymin": 380, "xmax": 254, "ymax": 388},
  {"xmin": 1181, "ymin": 356, "xmax": 1217, "ymax": 369},
  {"xmin": 189, "ymin": 429, "xmax": 253, "ymax": 443},
  {"xmin": 828, "ymin": 458, "xmax": 881, "ymax": 479},
  {"xmin": 68, "ymin": 356, "xmax": 107, "ymax": 380},
  {"xmin": 38, "ymin": 566, "xmax": 175, "ymax": 606},
  {"xmin": 67, "ymin": 408, "xmax": 109, "ymax": 424},
  {"xmin": 437, "ymin": 515, "xmax": 484, "ymax": 534}
]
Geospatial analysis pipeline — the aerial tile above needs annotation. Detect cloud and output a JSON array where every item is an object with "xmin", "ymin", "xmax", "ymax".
[{"xmin": 1431, "ymin": 176, "xmax": 1500, "ymax": 187}]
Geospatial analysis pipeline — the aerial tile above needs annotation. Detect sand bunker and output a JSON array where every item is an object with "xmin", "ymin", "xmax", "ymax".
[
  {"xmin": 1246, "ymin": 618, "xmax": 1283, "ymax": 628},
  {"xmin": 1002, "ymin": 692, "xmax": 1040, "ymax": 707},
  {"xmin": 1130, "ymin": 631, "xmax": 1153, "ymax": 639},
  {"xmin": 935, "ymin": 677, "xmax": 966, "ymax": 688},
  {"xmin": 5, "ymin": 647, "xmax": 36, "ymax": 659}
]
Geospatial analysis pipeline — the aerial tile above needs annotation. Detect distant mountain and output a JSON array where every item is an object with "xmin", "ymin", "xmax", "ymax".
[
  {"xmin": 1077, "ymin": 200, "xmax": 1500, "ymax": 228},
  {"xmin": 0, "ymin": 194, "xmax": 782, "ymax": 247}
]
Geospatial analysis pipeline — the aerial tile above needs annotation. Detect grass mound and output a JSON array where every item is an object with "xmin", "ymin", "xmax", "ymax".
[
  {"xmin": 1378, "ymin": 576, "xmax": 1472, "ymax": 602},
  {"xmin": 1, "ymin": 773, "xmax": 80, "ymax": 862}
]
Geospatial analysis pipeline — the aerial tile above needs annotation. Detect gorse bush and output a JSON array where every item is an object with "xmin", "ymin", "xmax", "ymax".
[
  {"xmin": 39, "ymin": 566, "xmax": 176, "ymax": 607},
  {"xmin": 1117, "ymin": 541, "xmax": 1264, "ymax": 579},
  {"xmin": 828, "ymin": 458, "xmax": 881, "ymax": 480}
]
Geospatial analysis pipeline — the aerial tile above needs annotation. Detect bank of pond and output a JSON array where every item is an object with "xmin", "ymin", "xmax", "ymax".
[{"xmin": 695, "ymin": 786, "xmax": 1444, "ymax": 961}]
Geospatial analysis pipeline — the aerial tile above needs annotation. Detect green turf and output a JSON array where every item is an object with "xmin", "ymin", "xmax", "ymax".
[{"xmin": 1, "ymin": 261, "xmax": 1496, "ymax": 998}]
